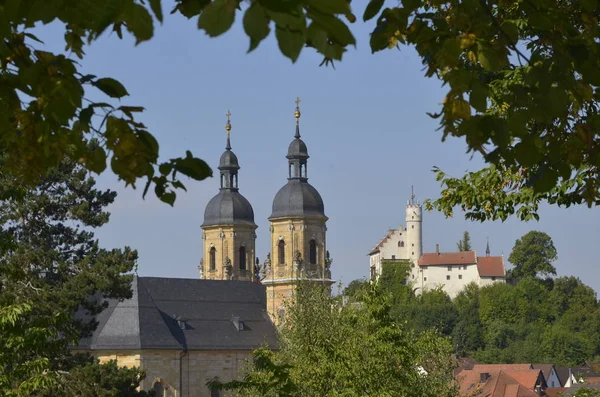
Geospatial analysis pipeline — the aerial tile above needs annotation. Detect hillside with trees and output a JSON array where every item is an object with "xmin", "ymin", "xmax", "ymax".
[{"xmin": 346, "ymin": 231, "xmax": 600, "ymax": 366}]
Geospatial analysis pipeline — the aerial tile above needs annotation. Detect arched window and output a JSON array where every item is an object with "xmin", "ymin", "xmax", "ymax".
[
  {"xmin": 239, "ymin": 246, "xmax": 246, "ymax": 270},
  {"xmin": 309, "ymin": 239, "xmax": 317, "ymax": 264},
  {"xmin": 210, "ymin": 389, "xmax": 221, "ymax": 397},
  {"xmin": 209, "ymin": 247, "xmax": 216, "ymax": 270},
  {"xmin": 278, "ymin": 240, "xmax": 285, "ymax": 265},
  {"xmin": 398, "ymin": 241, "xmax": 405, "ymax": 247}
]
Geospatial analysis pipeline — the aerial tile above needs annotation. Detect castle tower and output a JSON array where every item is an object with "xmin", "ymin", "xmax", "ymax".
[
  {"xmin": 200, "ymin": 112, "xmax": 258, "ymax": 282},
  {"xmin": 405, "ymin": 186, "xmax": 423, "ymax": 262},
  {"xmin": 262, "ymin": 98, "xmax": 333, "ymax": 325}
]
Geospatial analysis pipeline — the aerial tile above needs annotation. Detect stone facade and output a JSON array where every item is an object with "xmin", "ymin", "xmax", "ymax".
[
  {"xmin": 201, "ymin": 224, "xmax": 257, "ymax": 281},
  {"xmin": 86, "ymin": 349, "xmax": 252, "ymax": 397},
  {"xmin": 263, "ymin": 216, "xmax": 330, "ymax": 324}
]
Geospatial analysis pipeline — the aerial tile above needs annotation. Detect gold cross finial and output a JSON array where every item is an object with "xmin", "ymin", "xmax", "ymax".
[
  {"xmin": 294, "ymin": 97, "xmax": 301, "ymax": 120},
  {"xmin": 225, "ymin": 110, "xmax": 232, "ymax": 133}
]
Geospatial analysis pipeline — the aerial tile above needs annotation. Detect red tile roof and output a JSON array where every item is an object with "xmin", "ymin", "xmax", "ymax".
[
  {"xmin": 478, "ymin": 256, "xmax": 506, "ymax": 277},
  {"xmin": 457, "ymin": 367, "xmax": 544, "ymax": 397},
  {"xmin": 473, "ymin": 364, "xmax": 533, "ymax": 372},
  {"xmin": 419, "ymin": 251, "xmax": 477, "ymax": 266}
]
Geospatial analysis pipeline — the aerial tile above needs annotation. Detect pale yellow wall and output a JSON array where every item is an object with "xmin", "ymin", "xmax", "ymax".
[
  {"xmin": 201, "ymin": 225, "xmax": 257, "ymax": 281},
  {"xmin": 264, "ymin": 217, "xmax": 328, "ymax": 324},
  {"xmin": 82, "ymin": 349, "xmax": 253, "ymax": 397}
]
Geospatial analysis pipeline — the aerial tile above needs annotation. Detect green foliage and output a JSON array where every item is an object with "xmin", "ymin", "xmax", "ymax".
[
  {"xmin": 214, "ymin": 281, "xmax": 458, "ymax": 397},
  {"xmin": 342, "ymin": 277, "xmax": 368, "ymax": 299},
  {"xmin": 3, "ymin": 0, "xmax": 600, "ymax": 217},
  {"xmin": 508, "ymin": 230, "xmax": 558, "ymax": 279},
  {"xmin": 457, "ymin": 231, "xmax": 472, "ymax": 251},
  {"xmin": 363, "ymin": 258, "xmax": 600, "ymax": 366},
  {"xmin": 53, "ymin": 357, "xmax": 151, "ymax": 396},
  {"xmin": 0, "ymin": 156, "xmax": 145, "ymax": 395}
]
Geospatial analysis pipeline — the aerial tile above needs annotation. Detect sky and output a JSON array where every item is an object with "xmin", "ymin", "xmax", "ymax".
[{"xmin": 37, "ymin": 2, "xmax": 600, "ymax": 292}]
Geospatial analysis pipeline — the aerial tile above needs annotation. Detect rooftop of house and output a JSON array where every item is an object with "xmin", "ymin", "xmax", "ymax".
[
  {"xmin": 457, "ymin": 368, "xmax": 544, "ymax": 397},
  {"xmin": 75, "ymin": 276, "xmax": 278, "ymax": 351},
  {"xmin": 368, "ymin": 229, "xmax": 399, "ymax": 256},
  {"xmin": 418, "ymin": 251, "xmax": 505, "ymax": 278}
]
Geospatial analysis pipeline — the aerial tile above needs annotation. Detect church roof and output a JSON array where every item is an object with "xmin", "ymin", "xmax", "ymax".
[
  {"xmin": 75, "ymin": 277, "xmax": 277, "ymax": 351},
  {"xmin": 477, "ymin": 256, "xmax": 506, "ymax": 277},
  {"xmin": 202, "ymin": 189, "xmax": 256, "ymax": 227},
  {"xmin": 270, "ymin": 179, "xmax": 326, "ymax": 220}
]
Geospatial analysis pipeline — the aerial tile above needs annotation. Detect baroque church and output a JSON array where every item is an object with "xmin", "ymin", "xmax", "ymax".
[
  {"xmin": 199, "ymin": 100, "xmax": 333, "ymax": 323},
  {"xmin": 75, "ymin": 100, "xmax": 333, "ymax": 397}
]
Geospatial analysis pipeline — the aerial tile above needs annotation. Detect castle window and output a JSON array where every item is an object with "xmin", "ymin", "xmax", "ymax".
[
  {"xmin": 492, "ymin": 276, "xmax": 497, "ymax": 281},
  {"xmin": 398, "ymin": 241, "xmax": 404, "ymax": 247},
  {"xmin": 424, "ymin": 277, "xmax": 427, "ymax": 281},
  {"xmin": 446, "ymin": 275, "xmax": 450, "ymax": 280},
  {"xmin": 278, "ymin": 240, "xmax": 285, "ymax": 265},
  {"xmin": 412, "ymin": 243, "xmax": 414, "ymax": 247},
  {"xmin": 412, "ymin": 225, "xmax": 414, "ymax": 229},
  {"xmin": 211, "ymin": 389, "xmax": 221, "ymax": 397},
  {"xmin": 239, "ymin": 246, "xmax": 246, "ymax": 270},
  {"xmin": 391, "ymin": 255, "xmax": 396, "ymax": 260},
  {"xmin": 209, "ymin": 247, "xmax": 216, "ymax": 270},
  {"xmin": 459, "ymin": 275, "xmax": 463, "ymax": 280},
  {"xmin": 448, "ymin": 266, "xmax": 452, "ymax": 271},
  {"xmin": 309, "ymin": 239, "xmax": 317, "ymax": 264}
]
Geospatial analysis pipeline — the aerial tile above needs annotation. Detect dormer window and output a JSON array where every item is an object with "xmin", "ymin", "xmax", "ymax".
[{"xmin": 231, "ymin": 316, "xmax": 245, "ymax": 331}]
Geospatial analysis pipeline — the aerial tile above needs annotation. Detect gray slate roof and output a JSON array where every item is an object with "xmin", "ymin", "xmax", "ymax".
[
  {"xmin": 76, "ymin": 277, "xmax": 277, "ymax": 351},
  {"xmin": 202, "ymin": 189, "xmax": 256, "ymax": 227},
  {"xmin": 270, "ymin": 179, "xmax": 326, "ymax": 220}
]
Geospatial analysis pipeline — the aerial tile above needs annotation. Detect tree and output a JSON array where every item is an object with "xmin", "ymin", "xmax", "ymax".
[
  {"xmin": 457, "ymin": 231, "xmax": 472, "ymax": 251},
  {"xmin": 342, "ymin": 278, "xmax": 368, "ymax": 300},
  {"xmin": 3, "ymin": 0, "xmax": 600, "ymax": 219},
  {"xmin": 211, "ymin": 281, "xmax": 458, "ymax": 397},
  {"xmin": 508, "ymin": 231, "xmax": 557, "ymax": 279},
  {"xmin": 0, "ymin": 156, "xmax": 146, "ymax": 395}
]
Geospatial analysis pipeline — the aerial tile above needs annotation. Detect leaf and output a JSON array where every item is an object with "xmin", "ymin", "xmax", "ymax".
[
  {"xmin": 452, "ymin": 98, "xmax": 471, "ymax": 120},
  {"xmin": 243, "ymin": 3, "xmax": 271, "ymax": 52},
  {"xmin": 126, "ymin": 3, "xmax": 154, "ymax": 44},
  {"xmin": 363, "ymin": 0, "xmax": 384, "ymax": 21},
  {"xmin": 309, "ymin": 11, "xmax": 356, "ymax": 47},
  {"xmin": 306, "ymin": 0, "xmax": 350, "ymax": 14},
  {"xmin": 24, "ymin": 32, "xmax": 44, "ymax": 44},
  {"xmin": 118, "ymin": 106, "xmax": 145, "ymax": 119},
  {"xmin": 172, "ymin": 151, "xmax": 213, "ymax": 180},
  {"xmin": 477, "ymin": 46, "xmax": 505, "ymax": 71},
  {"xmin": 148, "ymin": 0, "xmax": 164, "ymax": 22},
  {"xmin": 80, "ymin": 106, "xmax": 94, "ymax": 127},
  {"xmin": 160, "ymin": 191, "xmax": 176, "ymax": 206},
  {"xmin": 198, "ymin": 0, "xmax": 236, "ymax": 37},
  {"xmin": 93, "ymin": 78, "xmax": 129, "ymax": 98},
  {"xmin": 533, "ymin": 167, "xmax": 559, "ymax": 193},
  {"xmin": 87, "ymin": 147, "xmax": 107, "ymax": 173},
  {"xmin": 370, "ymin": 23, "xmax": 389, "ymax": 53},
  {"xmin": 500, "ymin": 21, "xmax": 518, "ymax": 43},
  {"xmin": 275, "ymin": 26, "xmax": 305, "ymax": 63},
  {"xmin": 469, "ymin": 80, "xmax": 488, "ymax": 113},
  {"xmin": 137, "ymin": 130, "xmax": 159, "ymax": 157}
]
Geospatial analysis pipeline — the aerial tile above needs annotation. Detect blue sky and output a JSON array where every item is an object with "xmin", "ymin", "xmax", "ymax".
[{"xmin": 38, "ymin": 2, "xmax": 600, "ymax": 292}]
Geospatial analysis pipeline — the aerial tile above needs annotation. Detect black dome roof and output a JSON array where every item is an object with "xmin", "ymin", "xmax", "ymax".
[
  {"xmin": 270, "ymin": 179, "xmax": 326, "ymax": 220},
  {"xmin": 202, "ymin": 190, "xmax": 256, "ymax": 227}
]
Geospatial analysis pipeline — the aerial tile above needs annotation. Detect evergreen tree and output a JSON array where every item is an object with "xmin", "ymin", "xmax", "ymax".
[
  {"xmin": 0, "ymin": 157, "xmax": 147, "ymax": 395},
  {"xmin": 457, "ymin": 231, "xmax": 472, "ymax": 252}
]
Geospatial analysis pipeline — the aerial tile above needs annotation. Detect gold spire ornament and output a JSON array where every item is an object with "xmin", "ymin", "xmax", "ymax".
[
  {"xmin": 225, "ymin": 110, "xmax": 232, "ymax": 150},
  {"xmin": 294, "ymin": 97, "xmax": 301, "ymax": 121},
  {"xmin": 225, "ymin": 110, "xmax": 232, "ymax": 133}
]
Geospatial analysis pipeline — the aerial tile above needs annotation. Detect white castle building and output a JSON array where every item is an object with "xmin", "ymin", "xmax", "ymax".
[
  {"xmin": 368, "ymin": 189, "xmax": 506, "ymax": 298},
  {"xmin": 368, "ymin": 188, "xmax": 423, "ymax": 280}
]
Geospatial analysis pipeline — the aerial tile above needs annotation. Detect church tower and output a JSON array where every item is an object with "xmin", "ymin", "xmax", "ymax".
[
  {"xmin": 200, "ymin": 112, "xmax": 258, "ymax": 282},
  {"xmin": 262, "ymin": 99, "xmax": 333, "ymax": 324},
  {"xmin": 405, "ymin": 186, "xmax": 423, "ymax": 262}
]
